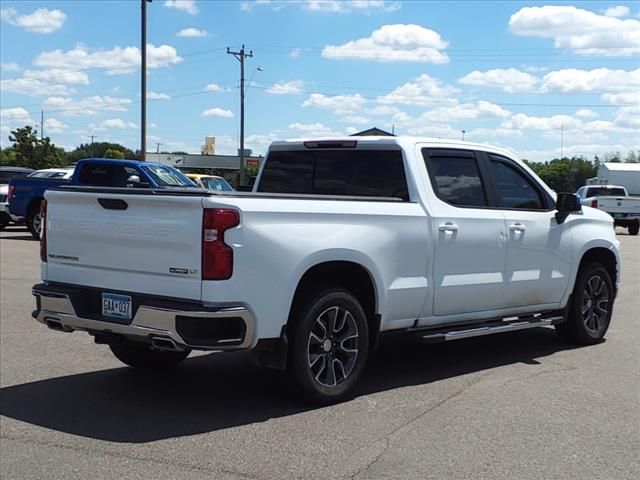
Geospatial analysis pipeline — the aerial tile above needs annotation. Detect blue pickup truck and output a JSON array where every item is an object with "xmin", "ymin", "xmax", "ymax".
[{"xmin": 8, "ymin": 158, "xmax": 195, "ymax": 238}]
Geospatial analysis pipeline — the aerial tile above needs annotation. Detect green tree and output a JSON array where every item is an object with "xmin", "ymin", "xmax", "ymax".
[
  {"xmin": 243, "ymin": 164, "xmax": 259, "ymax": 179},
  {"xmin": 0, "ymin": 147, "xmax": 17, "ymax": 166},
  {"xmin": 7, "ymin": 126, "xmax": 66, "ymax": 169},
  {"xmin": 65, "ymin": 142, "xmax": 135, "ymax": 163},
  {"xmin": 525, "ymin": 156, "xmax": 598, "ymax": 192},
  {"xmin": 104, "ymin": 148, "xmax": 125, "ymax": 159},
  {"xmin": 624, "ymin": 151, "xmax": 638, "ymax": 163}
]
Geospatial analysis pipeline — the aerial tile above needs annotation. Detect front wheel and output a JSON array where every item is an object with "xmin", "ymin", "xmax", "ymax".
[
  {"xmin": 109, "ymin": 340, "xmax": 190, "ymax": 370},
  {"xmin": 628, "ymin": 220, "xmax": 639, "ymax": 236},
  {"xmin": 288, "ymin": 288, "xmax": 370, "ymax": 404},
  {"xmin": 556, "ymin": 262, "xmax": 614, "ymax": 345}
]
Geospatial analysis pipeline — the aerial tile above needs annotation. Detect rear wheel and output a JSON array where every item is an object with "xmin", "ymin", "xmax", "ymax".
[
  {"xmin": 26, "ymin": 206, "xmax": 42, "ymax": 239},
  {"xmin": 556, "ymin": 262, "xmax": 613, "ymax": 345},
  {"xmin": 288, "ymin": 288, "xmax": 369, "ymax": 404},
  {"xmin": 628, "ymin": 220, "xmax": 639, "ymax": 236},
  {"xmin": 109, "ymin": 340, "xmax": 190, "ymax": 370}
]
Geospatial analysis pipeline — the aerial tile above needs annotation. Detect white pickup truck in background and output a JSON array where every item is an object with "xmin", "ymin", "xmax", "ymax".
[
  {"xmin": 32, "ymin": 137, "xmax": 620, "ymax": 403},
  {"xmin": 577, "ymin": 185, "xmax": 640, "ymax": 235}
]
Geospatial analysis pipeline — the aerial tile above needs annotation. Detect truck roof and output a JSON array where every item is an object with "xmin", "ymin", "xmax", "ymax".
[
  {"xmin": 75, "ymin": 158, "xmax": 169, "ymax": 168},
  {"xmin": 268, "ymin": 136, "xmax": 517, "ymax": 159}
]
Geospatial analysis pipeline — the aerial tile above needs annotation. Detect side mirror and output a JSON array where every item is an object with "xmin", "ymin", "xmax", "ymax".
[
  {"xmin": 555, "ymin": 193, "xmax": 582, "ymax": 223},
  {"xmin": 125, "ymin": 174, "xmax": 148, "ymax": 188}
]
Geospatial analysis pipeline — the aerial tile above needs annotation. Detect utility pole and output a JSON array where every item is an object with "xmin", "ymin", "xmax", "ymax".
[
  {"xmin": 40, "ymin": 110, "xmax": 44, "ymax": 140},
  {"xmin": 155, "ymin": 142, "xmax": 162, "ymax": 153},
  {"xmin": 140, "ymin": 0, "xmax": 152, "ymax": 161},
  {"xmin": 461, "ymin": 130, "xmax": 466, "ymax": 141},
  {"xmin": 89, "ymin": 135, "xmax": 97, "ymax": 157},
  {"xmin": 560, "ymin": 125, "xmax": 564, "ymax": 159},
  {"xmin": 227, "ymin": 44, "xmax": 253, "ymax": 186}
]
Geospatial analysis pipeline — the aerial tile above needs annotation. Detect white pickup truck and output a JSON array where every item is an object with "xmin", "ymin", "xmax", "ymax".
[
  {"xmin": 576, "ymin": 185, "xmax": 640, "ymax": 235},
  {"xmin": 32, "ymin": 137, "xmax": 620, "ymax": 403}
]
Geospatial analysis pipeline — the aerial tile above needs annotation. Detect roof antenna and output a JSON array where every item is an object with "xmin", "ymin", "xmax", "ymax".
[{"xmin": 391, "ymin": 124, "xmax": 395, "ymax": 135}]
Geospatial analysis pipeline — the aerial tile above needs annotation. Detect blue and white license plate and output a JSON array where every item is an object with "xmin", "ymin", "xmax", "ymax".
[{"xmin": 102, "ymin": 293, "xmax": 132, "ymax": 320}]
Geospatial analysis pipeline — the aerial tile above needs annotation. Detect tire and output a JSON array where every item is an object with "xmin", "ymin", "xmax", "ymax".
[
  {"xmin": 629, "ymin": 220, "xmax": 639, "ymax": 236},
  {"xmin": 26, "ymin": 206, "xmax": 42, "ymax": 239},
  {"xmin": 288, "ymin": 288, "xmax": 370, "ymax": 404},
  {"xmin": 109, "ymin": 339, "xmax": 190, "ymax": 370},
  {"xmin": 555, "ymin": 262, "xmax": 614, "ymax": 345}
]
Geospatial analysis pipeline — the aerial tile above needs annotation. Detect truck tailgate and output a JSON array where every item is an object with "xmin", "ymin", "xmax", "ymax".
[
  {"xmin": 44, "ymin": 189, "xmax": 204, "ymax": 300},
  {"xmin": 594, "ymin": 196, "xmax": 640, "ymax": 216}
]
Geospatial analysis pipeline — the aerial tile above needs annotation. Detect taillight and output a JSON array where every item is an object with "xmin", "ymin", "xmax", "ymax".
[
  {"xmin": 591, "ymin": 199, "xmax": 598, "ymax": 208},
  {"xmin": 8, "ymin": 184, "xmax": 14, "ymax": 199},
  {"xmin": 40, "ymin": 199, "xmax": 47, "ymax": 262},
  {"xmin": 202, "ymin": 208, "xmax": 239, "ymax": 280}
]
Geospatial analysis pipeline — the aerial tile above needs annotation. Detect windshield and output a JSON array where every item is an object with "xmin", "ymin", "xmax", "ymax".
[
  {"xmin": 202, "ymin": 177, "xmax": 234, "ymax": 192},
  {"xmin": 142, "ymin": 165, "xmax": 195, "ymax": 187},
  {"xmin": 28, "ymin": 170, "xmax": 73, "ymax": 179}
]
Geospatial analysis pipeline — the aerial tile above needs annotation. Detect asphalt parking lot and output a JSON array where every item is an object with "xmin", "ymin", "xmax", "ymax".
[{"xmin": 1, "ymin": 226, "xmax": 638, "ymax": 480}]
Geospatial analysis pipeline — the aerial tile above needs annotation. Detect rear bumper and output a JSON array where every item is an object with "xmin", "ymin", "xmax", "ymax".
[{"xmin": 31, "ymin": 283, "xmax": 256, "ymax": 351}]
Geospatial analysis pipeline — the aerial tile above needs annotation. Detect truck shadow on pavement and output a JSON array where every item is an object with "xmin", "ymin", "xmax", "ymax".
[{"xmin": 0, "ymin": 328, "xmax": 580, "ymax": 443}]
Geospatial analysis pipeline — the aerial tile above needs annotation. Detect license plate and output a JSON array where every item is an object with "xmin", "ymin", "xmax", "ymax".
[{"xmin": 102, "ymin": 293, "xmax": 132, "ymax": 320}]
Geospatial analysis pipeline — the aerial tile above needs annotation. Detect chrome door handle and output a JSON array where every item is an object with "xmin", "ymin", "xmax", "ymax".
[
  {"xmin": 509, "ymin": 223, "xmax": 526, "ymax": 232},
  {"xmin": 438, "ymin": 223, "xmax": 459, "ymax": 233}
]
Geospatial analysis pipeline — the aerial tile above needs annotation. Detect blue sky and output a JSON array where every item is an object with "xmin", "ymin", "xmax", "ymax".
[{"xmin": 1, "ymin": 0, "xmax": 638, "ymax": 161}]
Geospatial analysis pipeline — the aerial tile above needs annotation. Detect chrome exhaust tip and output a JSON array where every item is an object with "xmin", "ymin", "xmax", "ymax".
[{"xmin": 150, "ymin": 336, "xmax": 181, "ymax": 352}]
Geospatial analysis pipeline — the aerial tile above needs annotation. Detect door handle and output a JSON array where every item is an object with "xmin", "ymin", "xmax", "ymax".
[
  {"xmin": 509, "ymin": 223, "xmax": 526, "ymax": 232},
  {"xmin": 438, "ymin": 223, "xmax": 459, "ymax": 233}
]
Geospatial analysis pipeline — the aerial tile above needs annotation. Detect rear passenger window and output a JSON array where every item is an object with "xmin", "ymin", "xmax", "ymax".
[
  {"xmin": 489, "ymin": 159, "xmax": 544, "ymax": 210},
  {"xmin": 258, "ymin": 149, "xmax": 408, "ymax": 200},
  {"xmin": 77, "ymin": 164, "xmax": 136, "ymax": 187},
  {"xmin": 422, "ymin": 149, "xmax": 487, "ymax": 207}
]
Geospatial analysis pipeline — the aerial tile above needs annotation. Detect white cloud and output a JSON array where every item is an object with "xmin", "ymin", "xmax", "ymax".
[
  {"xmin": 540, "ymin": 68, "xmax": 640, "ymax": 94},
  {"xmin": 164, "ymin": 0, "xmax": 199, "ymax": 15},
  {"xmin": 43, "ymin": 118, "xmax": 68, "ymax": 134},
  {"xmin": 366, "ymin": 105, "xmax": 400, "ymax": 116},
  {"xmin": 466, "ymin": 128, "xmax": 524, "ymax": 139},
  {"xmin": 0, "ymin": 78, "xmax": 73, "ymax": 96},
  {"xmin": 289, "ymin": 48, "xmax": 301, "ymax": 58},
  {"xmin": 245, "ymin": 133, "xmax": 278, "ymax": 155},
  {"xmin": 267, "ymin": 80, "xmax": 304, "ymax": 95},
  {"xmin": 147, "ymin": 91, "xmax": 171, "ymax": 100},
  {"xmin": 509, "ymin": 6, "xmax": 640, "ymax": 56},
  {"xmin": 205, "ymin": 83, "xmax": 224, "ymax": 92},
  {"xmin": 102, "ymin": 119, "xmax": 129, "ymax": 129},
  {"xmin": 0, "ymin": 107, "xmax": 33, "ymax": 126},
  {"xmin": 458, "ymin": 68, "xmax": 539, "ymax": 93},
  {"xmin": 615, "ymin": 106, "xmax": 640, "ymax": 129},
  {"xmin": 23, "ymin": 69, "xmax": 89, "ymax": 85},
  {"xmin": 43, "ymin": 96, "xmax": 133, "ymax": 116},
  {"xmin": 429, "ymin": 101, "xmax": 511, "ymax": 122},
  {"xmin": 575, "ymin": 109, "xmax": 598, "ymax": 119},
  {"xmin": 288, "ymin": 122, "xmax": 344, "ymax": 137},
  {"xmin": 322, "ymin": 24, "xmax": 449, "ymax": 63},
  {"xmin": 34, "ymin": 43, "xmax": 183, "ymax": 75},
  {"xmin": 504, "ymin": 113, "xmax": 583, "ymax": 132},
  {"xmin": 302, "ymin": 93, "xmax": 367, "ymax": 114},
  {"xmin": 240, "ymin": 0, "xmax": 399, "ymax": 13},
  {"xmin": 0, "ymin": 62, "xmax": 20, "ymax": 72},
  {"xmin": 201, "ymin": 108, "xmax": 234, "ymax": 118},
  {"xmin": 176, "ymin": 27, "xmax": 209, "ymax": 37},
  {"xmin": 604, "ymin": 6, "xmax": 629, "ymax": 18},
  {"xmin": 377, "ymin": 74, "xmax": 458, "ymax": 106},
  {"xmin": 304, "ymin": 1, "xmax": 400, "ymax": 13},
  {"xmin": 1, "ymin": 7, "xmax": 66, "ymax": 33}
]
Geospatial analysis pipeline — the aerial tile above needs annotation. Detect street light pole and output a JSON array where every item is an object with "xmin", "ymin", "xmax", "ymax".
[
  {"xmin": 140, "ymin": 0, "xmax": 152, "ymax": 161},
  {"xmin": 227, "ymin": 45, "xmax": 253, "ymax": 186}
]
